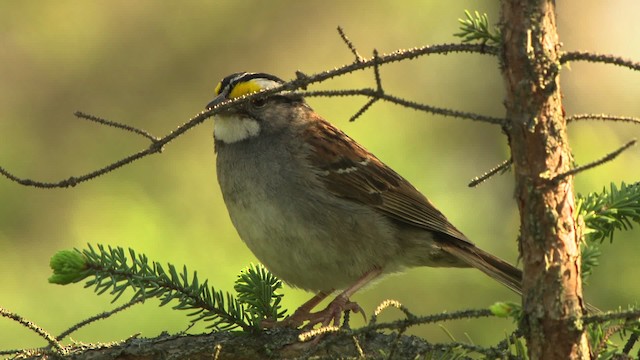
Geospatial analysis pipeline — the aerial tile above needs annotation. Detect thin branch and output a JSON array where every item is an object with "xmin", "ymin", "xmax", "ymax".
[
  {"xmin": 1, "ymin": 144, "xmax": 161, "ymax": 188},
  {"xmin": 371, "ymin": 299, "xmax": 416, "ymax": 324},
  {"xmin": 286, "ymin": 43, "xmax": 499, "ymax": 90},
  {"xmin": 372, "ymin": 299, "xmax": 415, "ymax": 360},
  {"xmin": 301, "ymin": 88, "xmax": 507, "ymax": 125},
  {"xmin": 74, "ymin": 111, "xmax": 159, "ymax": 142},
  {"xmin": 593, "ymin": 324, "xmax": 625, "ymax": 358},
  {"xmin": 492, "ymin": 329, "xmax": 524, "ymax": 352},
  {"xmin": 372, "ymin": 49, "xmax": 383, "ymax": 90},
  {"xmin": 337, "ymin": 26, "xmax": 364, "ymax": 63},
  {"xmin": 380, "ymin": 92, "xmax": 505, "ymax": 125},
  {"xmin": 622, "ymin": 331, "xmax": 639, "ymax": 355},
  {"xmin": 55, "ymin": 298, "xmax": 144, "ymax": 342},
  {"xmin": 583, "ymin": 308, "xmax": 640, "ymax": 325},
  {"xmin": 1, "ymin": 43, "xmax": 499, "ymax": 189},
  {"xmin": 349, "ymin": 98, "xmax": 379, "ymax": 123},
  {"xmin": 561, "ymin": 51, "xmax": 640, "ymax": 71},
  {"xmin": 468, "ymin": 158, "xmax": 512, "ymax": 187},
  {"xmin": 567, "ymin": 113, "xmax": 640, "ymax": 125},
  {"xmin": 349, "ymin": 49, "xmax": 384, "ymax": 122},
  {"xmin": 551, "ymin": 139, "xmax": 636, "ymax": 182},
  {"xmin": 355, "ymin": 308, "xmax": 494, "ymax": 334},
  {"xmin": 301, "ymin": 306, "xmax": 495, "ymax": 343},
  {"xmin": 0, "ymin": 306, "xmax": 65, "ymax": 354}
]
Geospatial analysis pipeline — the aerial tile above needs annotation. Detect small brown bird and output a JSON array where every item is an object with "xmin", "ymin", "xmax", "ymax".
[{"xmin": 207, "ymin": 72, "xmax": 522, "ymax": 328}]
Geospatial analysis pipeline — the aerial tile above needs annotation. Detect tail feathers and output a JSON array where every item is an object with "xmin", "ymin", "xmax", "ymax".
[
  {"xmin": 441, "ymin": 243, "xmax": 523, "ymax": 295},
  {"xmin": 443, "ymin": 243, "xmax": 601, "ymax": 313}
]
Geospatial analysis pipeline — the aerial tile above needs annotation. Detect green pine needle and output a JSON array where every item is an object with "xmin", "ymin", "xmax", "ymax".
[
  {"xmin": 454, "ymin": 10, "xmax": 501, "ymax": 46},
  {"xmin": 577, "ymin": 182, "xmax": 640, "ymax": 283},
  {"xmin": 49, "ymin": 249, "xmax": 90, "ymax": 284},
  {"xmin": 577, "ymin": 182, "xmax": 640, "ymax": 243},
  {"xmin": 50, "ymin": 244, "xmax": 255, "ymax": 331},
  {"xmin": 234, "ymin": 264, "xmax": 287, "ymax": 328}
]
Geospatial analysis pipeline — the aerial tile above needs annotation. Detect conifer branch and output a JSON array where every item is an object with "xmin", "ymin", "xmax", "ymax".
[{"xmin": 48, "ymin": 245, "xmax": 286, "ymax": 331}]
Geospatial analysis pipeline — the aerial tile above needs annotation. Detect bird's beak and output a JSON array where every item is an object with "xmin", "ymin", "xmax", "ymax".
[{"xmin": 205, "ymin": 93, "xmax": 227, "ymax": 110}]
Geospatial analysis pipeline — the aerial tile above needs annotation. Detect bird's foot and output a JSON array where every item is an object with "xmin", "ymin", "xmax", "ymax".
[
  {"xmin": 262, "ymin": 294, "xmax": 365, "ymax": 329},
  {"xmin": 262, "ymin": 269, "xmax": 382, "ymax": 329}
]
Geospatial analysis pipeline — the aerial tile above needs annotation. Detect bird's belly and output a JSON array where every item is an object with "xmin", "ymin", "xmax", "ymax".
[{"xmin": 222, "ymin": 186, "xmax": 401, "ymax": 292}]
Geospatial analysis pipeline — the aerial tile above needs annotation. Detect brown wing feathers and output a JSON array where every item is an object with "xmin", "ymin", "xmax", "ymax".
[
  {"xmin": 305, "ymin": 117, "xmax": 471, "ymax": 243},
  {"xmin": 304, "ymin": 116, "xmax": 524, "ymax": 295}
]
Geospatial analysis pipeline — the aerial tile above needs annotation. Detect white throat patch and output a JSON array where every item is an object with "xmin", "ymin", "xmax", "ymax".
[{"xmin": 214, "ymin": 115, "xmax": 261, "ymax": 143}]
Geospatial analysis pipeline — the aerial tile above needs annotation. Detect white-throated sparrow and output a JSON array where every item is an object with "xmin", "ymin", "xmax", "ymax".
[{"xmin": 207, "ymin": 72, "xmax": 522, "ymax": 328}]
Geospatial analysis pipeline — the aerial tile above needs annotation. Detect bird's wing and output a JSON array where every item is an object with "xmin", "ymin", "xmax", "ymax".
[{"xmin": 304, "ymin": 115, "xmax": 472, "ymax": 244}]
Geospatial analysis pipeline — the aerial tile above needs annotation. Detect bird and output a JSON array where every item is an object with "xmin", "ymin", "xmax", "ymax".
[{"xmin": 206, "ymin": 72, "xmax": 523, "ymax": 328}]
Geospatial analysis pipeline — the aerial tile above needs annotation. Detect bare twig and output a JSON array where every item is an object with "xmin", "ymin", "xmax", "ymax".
[
  {"xmin": 288, "ymin": 43, "xmax": 498, "ymax": 89},
  {"xmin": 1, "ymin": 43, "xmax": 499, "ymax": 189},
  {"xmin": 468, "ymin": 158, "xmax": 512, "ymax": 187},
  {"xmin": 371, "ymin": 299, "xmax": 416, "ymax": 324},
  {"xmin": 349, "ymin": 49, "xmax": 384, "ymax": 122},
  {"xmin": 622, "ymin": 331, "xmax": 639, "ymax": 355},
  {"xmin": 0, "ymin": 306, "xmax": 65, "ymax": 354},
  {"xmin": 492, "ymin": 329, "xmax": 524, "ymax": 352},
  {"xmin": 355, "ymin": 308, "xmax": 494, "ymax": 334},
  {"xmin": 1, "ymin": 143, "xmax": 161, "ymax": 188},
  {"xmin": 567, "ymin": 113, "xmax": 640, "ymax": 125},
  {"xmin": 593, "ymin": 324, "xmax": 625, "ymax": 358},
  {"xmin": 550, "ymin": 139, "xmax": 636, "ymax": 182},
  {"xmin": 74, "ymin": 111, "xmax": 159, "ymax": 142},
  {"xmin": 561, "ymin": 51, "xmax": 640, "ymax": 71},
  {"xmin": 55, "ymin": 298, "xmax": 144, "ymax": 342},
  {"xmin": 583, "ymin": 308, "xmax": 640, "ymax": 324},
  {"xmin": 299, "ymin": 305, "xmax": 512, "ymax": 358},
  {"xmin": 298, "ymin": 325, "xmax": 341, "ymax": 342},
  {"xmin": 348, "ymin": 98, "xmax": 379, "ymax": 123},
  {"xmin": 372, "ymin": 300, "xmax": 415, "ymax": 360},
  {"xmin": 381, "ymin": 92, "xmax": 506, "ymax": 125},
  {"xmin": 372, "ymin": 49, "xmax": 383, "ymax": 90},
  {"xmin": 301, "ymin": 88, "xmax": 506, "ymax": 125},
  {"xmin": 337, "ymin": 26, "xmax": 364, "ymax": 63}
]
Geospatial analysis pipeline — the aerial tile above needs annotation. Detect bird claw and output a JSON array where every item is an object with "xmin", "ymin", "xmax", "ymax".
[{"xmin": 262, "ymin": 296, "xmax": 365, "ymax": 330}]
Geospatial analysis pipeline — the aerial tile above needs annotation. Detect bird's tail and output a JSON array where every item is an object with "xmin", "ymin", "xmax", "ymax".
[
  {"xmin": 442, "ymin": 242, "xmax": 523, "ymax": 294},
  {"xmin": 442, "ymin": 242, "xmax": 600, "ymax": 313}
]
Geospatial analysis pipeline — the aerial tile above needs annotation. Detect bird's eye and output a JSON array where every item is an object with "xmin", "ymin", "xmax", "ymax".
[{"xmin": 251, "ymin": 98, "xmax": 267, "ymax": 108}]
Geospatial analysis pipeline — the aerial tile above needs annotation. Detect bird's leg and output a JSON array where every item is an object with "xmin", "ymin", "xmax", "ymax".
[
  {"xmin": 267, "ymin": 268, "xmax": 383, "ymax": 329},
  {"xmin": 305, "ymin": 267, "xmax": 382, "ymax": 328},
  {"xmin": 262, "ymin": 290, "xmax": 333, "ymax": 328}
]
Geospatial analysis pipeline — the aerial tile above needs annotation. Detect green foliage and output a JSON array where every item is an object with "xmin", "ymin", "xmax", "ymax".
[
  {"xmin": 503, "ymin": 334, "xmax": 528, "ymax": 360},
  {"xmin": 577, "ymin": 182, "xmax": 640, "ymax": 243},
  {"xmin": 454, "ymin": 10, "xmax": 501, "ymax": 46},
  {"xmin": 489, "ymin": 301, "xmax": 522, "ymax": 320},
  {"xmin": 576, "ymin": 182, "xmax": 640, "ymax": 282},
  {"xmin": 234, "ymin": 264, "xmax": 286, "ymax": 329},
  {"xmin": 48, "ymin": 250, "xmax": 89, "ymax": 284},
  {"xmin": 49, "ymin": 244, "xmax": 286, "ymax": 331},
  {"xmin": 587, "ymin": 309, "xmax": 640, "ymax": 360},
  {"xmin": 44, "ymin": 180, "xmax": 640, "ymax": 353},
  {"xmin": 487, "ymin": 182, "xmax": 640, "ymax": 357}
]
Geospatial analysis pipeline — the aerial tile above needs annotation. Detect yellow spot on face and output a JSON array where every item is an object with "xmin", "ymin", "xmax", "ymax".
[
  {"xmin": 215, "ymin": 78, "xmax": 281, "ymax": 100},
  {"xmin": 228, "ymin": 80, "xmax": 265, "ymax": 99}
]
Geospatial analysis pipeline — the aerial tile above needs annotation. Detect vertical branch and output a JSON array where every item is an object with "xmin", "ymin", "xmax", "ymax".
[{"xmin": 500, "ymin": 1, "xmax": 590, "ymax": 359}]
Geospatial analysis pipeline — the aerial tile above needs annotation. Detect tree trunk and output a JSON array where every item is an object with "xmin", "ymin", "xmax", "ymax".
[{"xmin": 500, "ymin": 1, "xmax": 590, "ymax": 359}]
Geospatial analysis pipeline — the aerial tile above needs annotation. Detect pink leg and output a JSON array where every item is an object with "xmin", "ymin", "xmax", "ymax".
[
  {"xmin": 268, "ymin": 268, "xmax": 383, "ymax": 329},
  {"xmin": 310, "ymin": 267, "xmax": 383, "ymax": 328},
  {"xmin": 263, "ymin": 290, "xmax": 333, "ymax": 328}
]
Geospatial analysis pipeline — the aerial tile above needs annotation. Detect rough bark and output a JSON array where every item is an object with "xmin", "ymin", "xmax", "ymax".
[
  {"xmin": 12, "ymin": 330, "xmax": 451, "ymax": 360},
  {"xmin": 500, "ymin": 0, "xmax": 590, "ymax": 359}
]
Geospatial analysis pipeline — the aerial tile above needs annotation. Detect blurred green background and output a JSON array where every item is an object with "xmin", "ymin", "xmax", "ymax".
[{"xmin": 1, "ymin": 0, "xmax": 639, "ymax": 351}]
